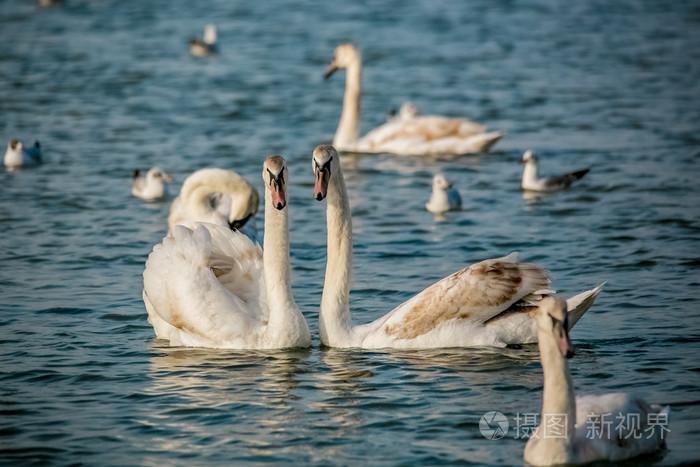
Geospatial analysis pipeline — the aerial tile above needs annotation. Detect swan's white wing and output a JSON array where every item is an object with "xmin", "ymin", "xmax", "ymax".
[
  {"xmin": 360, "ymin": 115, "xmax": 487, "ymax": 150},
  {"xmin": 143, "ymin": 223, "xmax": 265, "ymax": 347},
  {"xmin": 370, "ymin": 253, "xmax": 551, "ymax": 340}
]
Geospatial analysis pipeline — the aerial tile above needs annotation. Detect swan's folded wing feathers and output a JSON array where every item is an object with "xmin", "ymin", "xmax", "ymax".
[
  {"xmin": 143, "ymin": 224, "xmax": 262, "ymax": 345},
  {"xmin": 204, "ymin": 222, "xmax": 267, "ymax": 319},
  {"xmin": 379, "ymin": 256, "xmax": 551, "ymax": 340}
]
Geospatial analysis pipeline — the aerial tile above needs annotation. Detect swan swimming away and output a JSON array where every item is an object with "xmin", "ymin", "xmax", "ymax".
[
  {"xmin": 143, "ymin": 156, "xmax": 311, "ymax": 349},
  {"xmin": 189, "ymin": 24, "xmax": 217, "ymax": 57},
  {"xmin": 324, "ymin": 44, "xmax": 504, "ymax": 156},
  {"xmin": 524, "ymin": 296, "xmax": 669, "ymax": 465},
  {"xmin": 4, "ymin": 139, "xmax": 42, "ymax": 168},
  {"xmin": 312, "ymin": 145, "xmax": 603, "ymax": 349},
  {"xmin": 132, "ymin": 167, "xmax": 173, "ymax": 200},
  {"xmin": 426, "ymin": 174, "xmax": 462, "ymax": 213},
  {"xmin": 167, "ymin": 168, "xmax": 259, "ymax": 237},
  {"xmin": 519, "ymin": 150, "xmax": 590, "ymax": 192}
]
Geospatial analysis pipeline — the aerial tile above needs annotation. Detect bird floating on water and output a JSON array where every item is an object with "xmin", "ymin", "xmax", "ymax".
[
  {"xmin": 524, "ymin": 296, "xmax": 669, "ymax": 465},
  {"xmin": 4, "ymin": 139, "xmax": 42, "ymax": 168},
  {"xmin": 426, "ymin": 174, "xmax": 462, "ymax": 213},
  {"xmin": 312, "ymin": 145, "xmax": 603, "ymax": 349},
  {"xmin": 132, "ymin": 167, "xmax": 173, "ymax": 200},
  {"xmin": 325, "ymin": 44, "xmax": 503, "ymax": 156},
  {"xmin": 143, "ymin": 156, "xmax": 310, "ymax": 349},
  {"xmin": 189, "ymin": 24, "xmax": 217, "ymax": 57},
  {"xmin": 519, "ymin": 150, "xmax": 590, "ymax": 192}
]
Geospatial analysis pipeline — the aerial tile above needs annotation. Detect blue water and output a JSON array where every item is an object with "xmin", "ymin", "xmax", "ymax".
[{"xmin": 1, "ymin": 0, "xmax": 699, "ymax": 465}]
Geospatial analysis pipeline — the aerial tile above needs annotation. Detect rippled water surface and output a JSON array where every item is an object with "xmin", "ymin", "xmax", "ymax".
[{"xmin": 2, "ymin": 0, "xmax": 699, "ymax": 465}]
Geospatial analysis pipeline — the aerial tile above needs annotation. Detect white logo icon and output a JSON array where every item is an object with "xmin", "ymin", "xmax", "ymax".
[{"xmin": 480, "ymin": 411, "xmax": 509, "ymax": 440}]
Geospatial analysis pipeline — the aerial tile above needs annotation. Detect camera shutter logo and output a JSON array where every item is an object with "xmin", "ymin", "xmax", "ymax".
[{"xmin": 480, "ymin": 411, "xmax": 509, "ymax": 440}]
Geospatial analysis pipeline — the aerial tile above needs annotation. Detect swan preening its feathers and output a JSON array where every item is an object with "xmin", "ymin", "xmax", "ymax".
[
  {"xmin": 520, "ymin": 150, "xmax": 590, "ymax": 192},
  {"xmin": 312, "ymin": 145, "xmax": 603, "ymax": 349},
  {"xmin": 132, "ymin": 167, "xmax": 173, "ymax": 200},
  {"xmin": 4, "ymin": 138, "xmax": 42, "ymax": 167},
  {"xmin": 524, "ymin": 296, "xmax": 668, "ymax": 465},
  {"xmin": 143, "ymin": 156, "xmax": 310, "ymax": 349},
  {"xmin": 167, "ymin": 168, "xmax": 260, "ymax": 237},
  {"xmin": 325, "ymin": 44, "xmax": 504, "ymax": 156}
]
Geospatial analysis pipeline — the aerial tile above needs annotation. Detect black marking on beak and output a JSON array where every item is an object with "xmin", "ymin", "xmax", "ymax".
[
  {"xmin": 324, "ymin": 65, "xmax": 339, "ymax": 79},
  {"xmin": 10, "ymin": 139, "xmax": 18, "ymax": 149},
  {"xmin": 267, "ymin": 166, "xmax": 285, "ymax": 186}
]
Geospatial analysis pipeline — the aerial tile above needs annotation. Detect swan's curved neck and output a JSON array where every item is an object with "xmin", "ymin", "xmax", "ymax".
[
  {"xmin": 538, "ymin": 332, "xmax": 576, "ymax": 447},
  {"xmin": 320, "ymin": 166, "xmax": 354, "ymax": 346},
  {"xmin": 333, "ymin": 59, "xmax": 362, "ymax": 149},
  {"xmin": 522, "ymin": 160, "xmax": 539, "ymax": 185},
  {"xmin": 262, "ymin": 190, "xmax": 296, "ymax": 332}
]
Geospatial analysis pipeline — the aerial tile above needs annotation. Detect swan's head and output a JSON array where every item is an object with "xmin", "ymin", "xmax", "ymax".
[
  {"xmin": 147, "ymin": 166, "xmax": 174, "ymax": 184},
  {"xmin": 312, "ymin": 145, "xmax": 337, "ymax": 201},
  {"xmin": 174, "ymin": 168, "xmax": 259, "ymax": 232},
  {"xmin": 518, "ymin": 150, "xmax": 538, "ymax": 164},
  {"xmin": 432, "ymin": 174, "xmax": 452, "ymax": 190},
  {"xmin": 324, "ymin": 43, "xmax": 360, "ymax": 79},
  {"xmin": 537, "ymin": 296, "xmax": 574, "ymax": 358},
  {"xmin": 204, "ymin": 24, "xmax": 217, "ymax": 44},
  {"xmin": 263, "ymin": 156, "xmax": 288, "ymax": 210}
]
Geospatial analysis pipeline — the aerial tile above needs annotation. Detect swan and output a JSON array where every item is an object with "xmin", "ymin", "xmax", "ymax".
[
  {"xmin": 324, "ymin": 44, "xmax": 504, "ymax": 156},
  {"xmin": 4, "ymin": 139, "xmax": 42, "ymax": 167},
  {"xmin": 167, "ymin": 168, "xmax": 259, "ymax": 237},
  {"xmin": 312, "ymin": 145, "xmax": 603, "ymax": 349},
  {"xmin": 524, "ymin": 296, "xmax": 669, "ymax": 465},
  {"xmin": 142, "ymin": 156, "xmax": 311, "ymax": 349},
  {"xmin": 132, "ymin": 167, "xmax": 173, "ymax": 200},
  {"xmin": 520, "ymin": 150, "xmax": 590, "ymax": 192},
  {"xmin": 426, "ymin": 174, "xmax": 462, "ymax": 213},
  {"xmin": 189, "ymin": 24, "xmax": 217, "ymax": 56}
]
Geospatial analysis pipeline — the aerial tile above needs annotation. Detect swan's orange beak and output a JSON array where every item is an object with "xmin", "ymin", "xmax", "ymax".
[
  {"xmin": 314, "ymin": 165, "xmax": 329, "ymax": 201},
  {"xmin": 270, "ymin": 180, "xmax": 286, "ymax": 210}
]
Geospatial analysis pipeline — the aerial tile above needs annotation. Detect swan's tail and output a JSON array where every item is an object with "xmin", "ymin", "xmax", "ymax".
[
  {"xmin": 473, "ymin": 131, "xmax": 505, "ymax": 153},
  {"xmin": 566, "ymin": 282, "xmax": 605, "ymax": 330}
]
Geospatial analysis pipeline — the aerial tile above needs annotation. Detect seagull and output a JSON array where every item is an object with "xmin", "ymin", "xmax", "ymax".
[
  {"xmin": 519, "ymin": 150, "xmax": 589, "ymax": 192},
  {"xmin": 189, "ymin": 24, "xmax": 217, "ymax": 57}
]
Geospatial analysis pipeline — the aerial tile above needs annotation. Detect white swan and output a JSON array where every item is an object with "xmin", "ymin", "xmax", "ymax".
[
  {"xmin": 524, "ymin": 296, "xmax": 669, "ymax": 465},
  {"xmin": 189, "ymin": 24, "xmax": 217, "ymax": 56},
  {"xmin": 143, "ymin": 156, "xmax": 311, "ymax": 349},
  {"xmin": 324, "ymin": 44, "xmax": 504, "ymax": 156},
  {"xmin": 426, "ymin": 174, "xmax": 462, "ymax": 213},
  {"xmin": 520, "ymin": 150, "xmax": 590, "ymax": 192},
  {"xmin": 167, "ymin": 168, "xmax": 259, "ymax": 237},
  {"xmin": 4, "ymin": 139, "xmax": 42, "ymax": 167},
  {"xmin": 312, "ymin": 145, "xmax": 603, "ymax": 349},
  {"xmin": 132, "ymin": 167, "xmax": 173, "ymax": 200}
]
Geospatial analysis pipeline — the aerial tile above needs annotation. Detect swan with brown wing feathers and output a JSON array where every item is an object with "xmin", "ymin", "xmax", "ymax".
[
  {"xmin": 325, "ymin": 44, "xmax": 504, "ymax": 156},
  {"xmin": 312, "ymin": 145, "xmax": 603, "ymax": 349}
]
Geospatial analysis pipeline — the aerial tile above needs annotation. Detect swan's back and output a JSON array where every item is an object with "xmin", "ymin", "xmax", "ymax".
[
  {"xmin": 572, "ymin": 393, "xmax": 668, "ymax": 462},
  {"xmin": 143, "ymin": 223, "xmax": 267, "ymax": 348}
]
